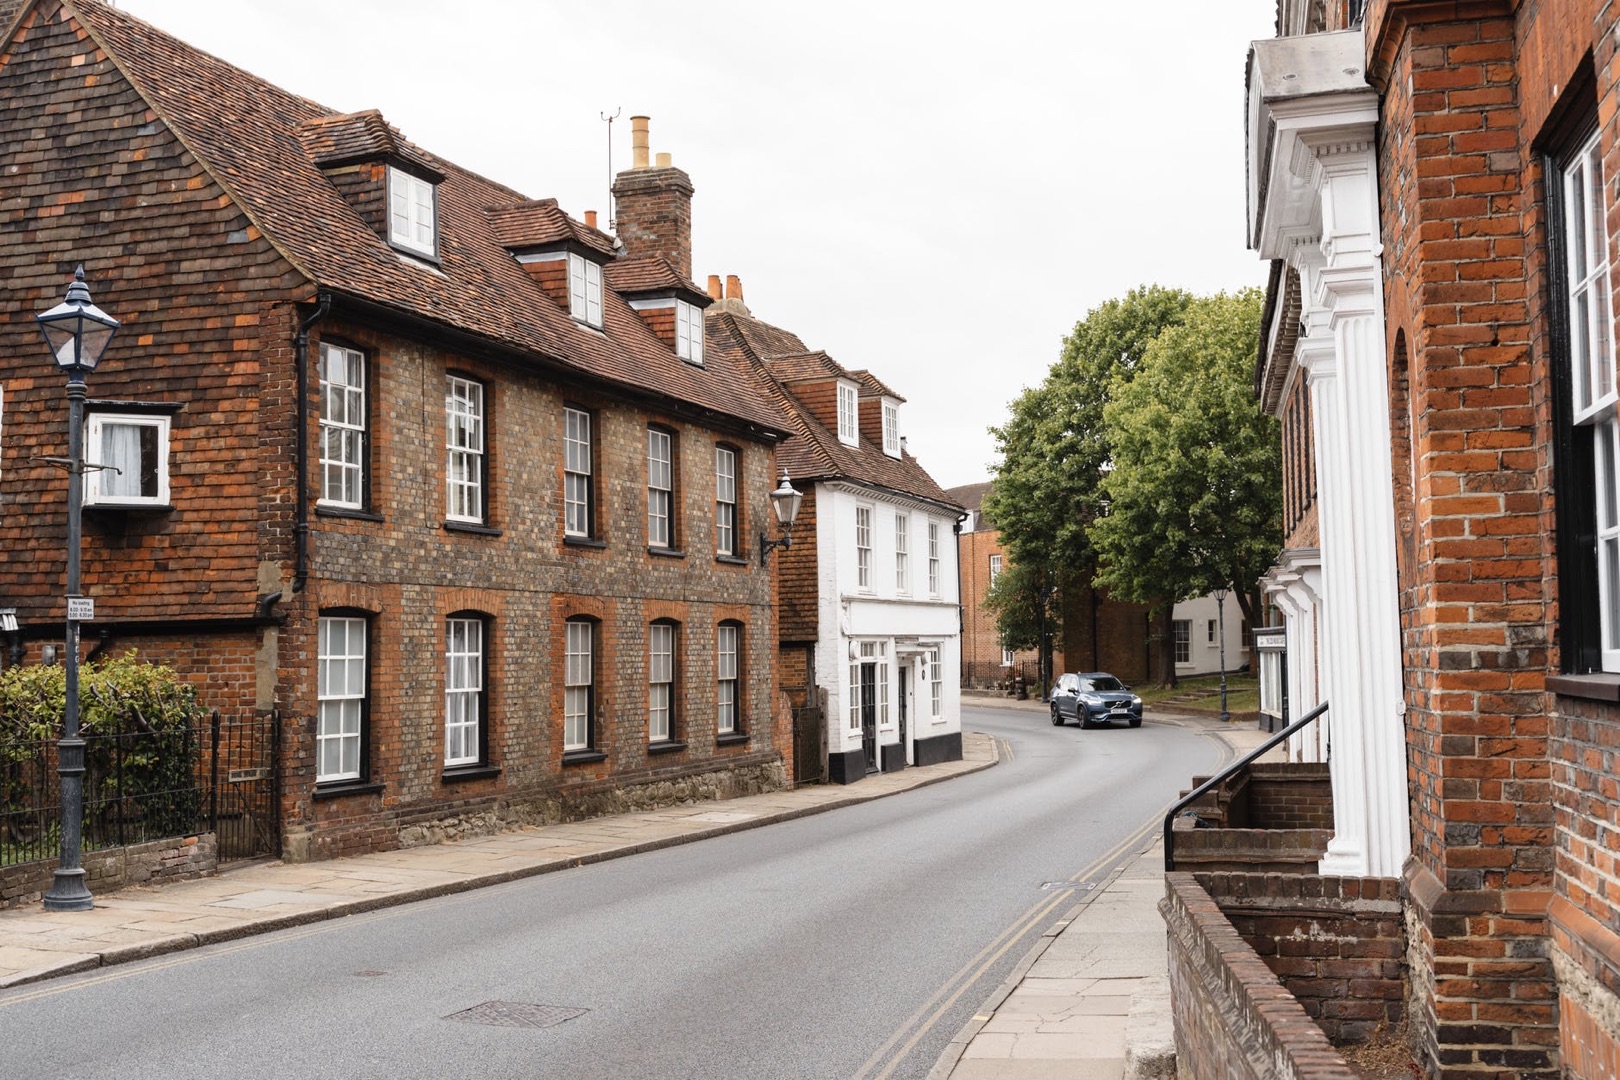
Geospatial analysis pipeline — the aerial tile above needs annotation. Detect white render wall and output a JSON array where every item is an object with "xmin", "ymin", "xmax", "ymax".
[
  {"xmin": 1170, "ymin": 594, "xmax": 1251, "ymax": 678},
  {"xmin": 814, "ymin": 481, "xmax": 963, "ymax": 763}
]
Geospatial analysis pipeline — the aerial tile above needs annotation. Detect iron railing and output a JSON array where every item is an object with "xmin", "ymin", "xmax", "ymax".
[
  {"xmin": 1162, "ymin": 700, "xmax": 1329, "ymax": 871},
  {"xmin": 1, "ymin": 708, "xmax": 278, "ymax": 867}
]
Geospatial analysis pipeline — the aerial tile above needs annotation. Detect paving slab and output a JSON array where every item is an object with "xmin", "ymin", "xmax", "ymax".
[{"xmin": 0, "ymin": 730, "xmax": 995, "ymax": 989}]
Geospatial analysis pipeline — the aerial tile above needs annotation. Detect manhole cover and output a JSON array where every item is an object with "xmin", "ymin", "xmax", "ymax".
[
  {"xmin": 353, "ymin": 970, "xmax": 387, "ymax": 978},
  {"xmin": 444, "ymin": 1001, "xmax": 588, "ymax": 1029},
  {"xmin": 1040, "ymin": 881, "xmax": 1097, "ymax": 891}
]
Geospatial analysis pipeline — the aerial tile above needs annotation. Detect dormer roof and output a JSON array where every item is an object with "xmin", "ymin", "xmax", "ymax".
[
  {"xmin": 299, "ymin": 109, "xmax": 442, "ymax": 179},
  {"xmin": 604, "ymin": 256, "xmax": 709, "ymax": 302},
  {"xmin": 486, "ymin": 198, "xmax": 617, "ymax": 258}
]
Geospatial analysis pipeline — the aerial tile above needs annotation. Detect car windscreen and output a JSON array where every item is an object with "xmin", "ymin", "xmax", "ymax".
[{"xmin": 1085, "ymin": 676, "xmax": 1125, "ymax": 692}]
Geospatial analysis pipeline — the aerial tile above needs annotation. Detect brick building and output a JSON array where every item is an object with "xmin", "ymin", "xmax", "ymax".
[
  {"xmin": 1236, "ymin": 0, "xmax": 1620, "ymax": 1074},
  {"xmin": 949, "ymin": 482, "xmax": 1057, "ymax": 688},
  {"xmin": 0, "ymin": 1, "xmax": 797, "ymax": 862},
  {"xmin": 707, "ymin": 287, "xmax": 964, "ymax": 783}
]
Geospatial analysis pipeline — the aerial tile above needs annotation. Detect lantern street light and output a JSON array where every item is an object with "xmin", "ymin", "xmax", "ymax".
[
  {"xmin": 759, "ymin": 473, "xmax": 803, "ymax": 563},
  {"xmin": 1213, "ymin": 586, "xmax": 1231, "ymax": 725},
  {"xmin": 36, "ymin": 265, "xmax": 120, "ymax": 912}
]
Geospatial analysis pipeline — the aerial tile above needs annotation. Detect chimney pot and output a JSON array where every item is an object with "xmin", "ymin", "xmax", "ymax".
[
  {"xmin": 655, "ymin": 152, "xmax": 672, "ymax": 168},
  {"xmin": 631, "ymin": 115, "xmax": 650, "ymax": 169},
  {"xmin": 707, "ymin": 274, "xmax": 723, "ymax": 300},
  {"xmin": 585, "ymin": 210, "xmax": 598, "ymax": 229},
  {"xmin": 725, "ymin": 275, "xmax": 743, "ymax": 302}
]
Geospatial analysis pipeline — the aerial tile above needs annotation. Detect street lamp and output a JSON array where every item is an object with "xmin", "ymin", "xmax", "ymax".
[
  {"xmin": 36, "ymin": 265, "xmax": 120, "ymax": 912},
  {"xmin": 759, "ymin": 473, "xmax": 803, "ymax": 563},
  {"xmin": 1213, "ymin": 586, "xmax": 1230, "ymax": 724}
]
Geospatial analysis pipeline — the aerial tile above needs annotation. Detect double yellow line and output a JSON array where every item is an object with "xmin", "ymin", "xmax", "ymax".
[{"xmin": 850, "ymin": 814, "xmax": 1162, "ymax": 1080}]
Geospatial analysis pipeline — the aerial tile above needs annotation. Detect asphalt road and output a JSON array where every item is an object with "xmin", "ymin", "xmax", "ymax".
[{"xmin": 0, "ymin": 703, "xmax": 1222, "ymax": 1080}]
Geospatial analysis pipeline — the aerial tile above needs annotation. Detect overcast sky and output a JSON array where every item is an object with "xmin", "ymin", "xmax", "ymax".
[{"xmin": 118, "ymin": 0, "xmax": 1277, "ymax": 491}]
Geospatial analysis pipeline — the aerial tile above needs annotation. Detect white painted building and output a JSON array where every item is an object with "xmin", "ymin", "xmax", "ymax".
[
  {"xmin": 1168, "ymin": 593, "xmax": 1250, "ymax": 679},
  {"xmin": 706, "ymin": 293, "xmax": 965, "ymax": 783}
]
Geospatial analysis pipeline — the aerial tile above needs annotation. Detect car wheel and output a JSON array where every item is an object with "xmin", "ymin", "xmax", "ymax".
[
  {"xmin": 1129, "ymin": 717, "xmax": 1142, "ymax": 728},
  {"xmin": 1079, "ymin": 714, "xmax": 1097, "ymax": 730},
  {"xmin": 1051, "ymin": 704, "xmax": 1064, "ymax": 726}
]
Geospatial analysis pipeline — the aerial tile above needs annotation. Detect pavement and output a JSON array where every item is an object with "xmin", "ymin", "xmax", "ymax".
[{"xmin": 0, "ymin": 691, "xmax": 1277, "ymax": 1080}]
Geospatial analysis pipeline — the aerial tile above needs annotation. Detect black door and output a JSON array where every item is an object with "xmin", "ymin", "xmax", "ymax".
[
  {"xmin": 860, "ymin": 664, "xmax": 878, "ymax": 773},
  {"xmin": 897, "ymin": 666, "xmax": 909, "ymax": 766}
]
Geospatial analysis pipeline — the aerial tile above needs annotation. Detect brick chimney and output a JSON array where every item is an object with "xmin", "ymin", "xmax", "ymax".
[{"xmin": 612, "ymin": 116, "xmax": 695, "ymax": 279}]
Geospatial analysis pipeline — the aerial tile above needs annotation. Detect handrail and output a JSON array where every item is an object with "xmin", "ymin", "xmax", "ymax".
[{"xmin": 1162, "ymin": 700, "xmax": 1330, "ymax": 872}]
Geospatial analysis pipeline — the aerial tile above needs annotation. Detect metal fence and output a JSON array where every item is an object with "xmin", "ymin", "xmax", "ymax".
[
  {"xmin": 1, "ymin": 709, "xmax": 278, "ymax": 868},
  {"xmin": 960, "ymin": 660, "xmax": 1037, "ymax": 691}
]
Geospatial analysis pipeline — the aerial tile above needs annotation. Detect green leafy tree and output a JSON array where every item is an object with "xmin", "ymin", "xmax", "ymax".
[
  {"xmin": 984, "ymin": 285, "xmax": 1195, "ymax": 586},
  {"xmin": 1090, "ymin": 288, "xmax": 1280, "ymax": 685},
  {"xmin": 983, "ymin": 559, "xmax": 1062, "ymax": 692}
]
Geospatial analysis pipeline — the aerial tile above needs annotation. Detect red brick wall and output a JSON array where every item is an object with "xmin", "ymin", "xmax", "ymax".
[{"xmin": 611, "ymin": 165, "xmax": 694, "ymax": 280}]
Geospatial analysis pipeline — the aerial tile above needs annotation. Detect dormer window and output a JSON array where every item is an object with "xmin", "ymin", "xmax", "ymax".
[
  {"xmin": 388, "ymin": 166, "xmax": 437, "ymax": 259},
  {"xmin": 569, "ymin": 252, "xmax": 604, "ymax": 328},
  {"xmin": 85, "ymin": 411, "xmax": 172, "ymax": 507},
  {"xmin": 882, "ymin": 399, "xmax": 900, "ymax": 457},
  {"xmin": 676, "ymin": 300, "xmax": 704, "ymax": 365},
  {"xmin": 837, "ymin": 381, "xmax": 859, "ymax": 446}
]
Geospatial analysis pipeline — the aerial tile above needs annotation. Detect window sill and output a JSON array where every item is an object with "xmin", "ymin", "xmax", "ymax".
[
  {"xmin": 648, "ymin": 547, "xmax": 687, "ymax": 559},
  {"xmin": 562, "ymin": 748, "xmax": 607, "ymax": 765},
  {"xmin": 648, "ymin": 740, "xmax": 687, "ymax": 756},
  {"xmin": 440, "ymin": 764, "xmax": 501, "ymax": 783},
  {"xmin": 388, "ymin": 242, "xmax": 441, "ymax": 267},
  {"xmin": 1548, "ymin": 673, "xmax": 1620, "ymax": 703},
  {"xmin": 715, "ymin": 732, "xmax": 750, "ymax": 747},
  {"xmin": 444, "ymin": 521, "xmax": 502, "ymax": 537},
  {"xmin": 313, "ymin": 780, "xmax": 385, "ymax": 801},
  {"xmin": 84, "ymin": 502, "xmax": 174, "ymax": 514},
  {"xmin": 715, "ymin": 554, "xmax": 750, "ymax": 567},
  {"xmin": 564, "ymin": 535, "xmax": 607, "ymax": 550},
  {"xmin": 317, "ymin": 505, "xmax": 386, "ymax": 523}
]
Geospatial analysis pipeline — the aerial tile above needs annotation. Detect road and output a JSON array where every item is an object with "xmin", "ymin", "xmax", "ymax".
[{"xmin": 0, "ymin": 703, "xmax": 1222, "ymax": 1080}]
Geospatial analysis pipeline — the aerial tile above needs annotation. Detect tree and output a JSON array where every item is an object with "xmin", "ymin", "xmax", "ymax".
[
  {"xmin": 1089, "ymin": 288, "xmax": 1280, "ymax": 685},
  {"xmin": 983, "ymin": 285, "xmax": 1193, "ymax": 614},
  {"xmin": 982, "ymin": 559, "xmax": 1062, "ymax": 693}
]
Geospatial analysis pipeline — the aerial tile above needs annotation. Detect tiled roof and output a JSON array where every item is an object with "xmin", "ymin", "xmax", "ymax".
[
  {"xmin": 485, "ymin": 198, "xmax": 618, "ymax": 258},
  {"xmin": 847, "ymin": 369, "xmax": 904, "ymax": 403},
  {"xmin": 764, "ymin": 352, "xmax": 842, "ymax": 384},
  {"xmin": 604, "ymin": 256, "xmax": 707, "ymax": 299},
  {"xmin": 946, "ymin": 482, "xmax": 992, "ymax": 517},
  {"xmin": 708, "ymin": 310, "xmax": 963, "ymax": 513},
  {"xmin": 299, "ymin": 109, "xmax": 439, "ymax": 177},
  {"xmin": 62, "ymin": 0, "xmax": 787, "ymax": 438}
]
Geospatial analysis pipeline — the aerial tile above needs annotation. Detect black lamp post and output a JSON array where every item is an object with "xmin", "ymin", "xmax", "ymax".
[
  {"xmin": 759, "ymin": 473, "xmax": 803, "ymax": 563},
  {"xmin": 36, "ymin": 265, "xmax": 120, "ymax": 912},
  {"xmin": 1213, "ymin": 586, "xmax": 1230, "ymax": 724}
]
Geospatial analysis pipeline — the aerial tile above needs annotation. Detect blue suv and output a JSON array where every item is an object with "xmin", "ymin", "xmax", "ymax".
[{"xmin": 1050, "ymin": 672, "xmax": 1143, "ymax": 729}]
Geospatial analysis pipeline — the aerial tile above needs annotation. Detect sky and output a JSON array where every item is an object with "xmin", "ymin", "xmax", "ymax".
[{"xmin": 116, "ymin": 0, "xmax": 1278, "ymax": 491}]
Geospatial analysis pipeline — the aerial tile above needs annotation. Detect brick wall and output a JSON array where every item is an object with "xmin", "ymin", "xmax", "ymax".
[
  {"xmin": 1, "ymin": 833, "xmax": 216, "ymax": 910},
  {"xmin": 1061, "ymin": 581, "xmax": 1154, "ymax": 684},
  {"xmin": 1246, "ymin": 763, "xmax": 1335, "ymax": 830},
  {"xmin": 1197, "ymin": 872, "xmax": 1407, "ymax": 1044},
  {"xmin": 1164, "ymin": 873, "xmax": 1360, "ymax": 1079},
  {"xmin": 611, "ymin": 165, "xmax": 694, "ymax": 280}
]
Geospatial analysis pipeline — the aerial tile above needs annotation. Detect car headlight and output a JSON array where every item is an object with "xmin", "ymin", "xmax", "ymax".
[{"xmin": 1131, "ymin": 696, "xmax": 1142, "ymax": 706}]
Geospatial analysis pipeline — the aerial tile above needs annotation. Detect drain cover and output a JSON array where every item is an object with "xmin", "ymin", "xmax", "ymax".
[
  {"xmin": 352, "ymin": 970, "xmax": 387, "ymax": 978},
  {"xmin": 1040, "ymin": 881, "xmax": 1097, "ymax": 891},
  {"xmin": 444, "ymin": 1001, "xmax": 588, "ymax": 1029}
]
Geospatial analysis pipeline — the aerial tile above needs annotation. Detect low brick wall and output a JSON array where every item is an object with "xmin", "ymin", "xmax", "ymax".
[
  {"xmin": 1164, "ymin": 872, "xmax": 1359, "ymax": 1079},
  {"xmin": 1198, "ymin": 871, "xmax": 1406, "ymax": 1043},
  {"xmin": 2, "ymin": 833, "xmax": 217, "ymax": 909},
  {"xmin": 1245, "ymin": 763, "xmax": 1334, "ymax": 829}
]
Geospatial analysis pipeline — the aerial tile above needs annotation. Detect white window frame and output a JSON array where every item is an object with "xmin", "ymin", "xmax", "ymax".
[
  {"xmin": 445, "ymin": 376, "xmax": 484, "ymax": 524},
  {"xmin": 1173, "ymin": 619, "xmax": 1192, "ymax": 665},
  {"xmin": 717, "ymin": 623, "xmax": 740, "ymax": 735},
  {"xmin": 388, "ymin": 166, "xmax": 437, "ymax": 259},
  {"xmin": 927, "ymin": 522, "xmax": 941, "ymax": 595},
  {"xmin": 648, "ymin": 428, "xmax": 674, "ymax": 549},
  {"xmin": 317, "ymin": 616, "xmax": 367, "ymax": 783},
  {"xmin": 569, "ymin": 252, "xmax": 604, "ymax": 328},
  {"xmin": 1207, "ymin": 619, "xmax": 1217, "ymax": 645},
  {"xmin": 1001, "ymin": 647, "xmax": 1014, "ymax": 667},
  {"xmin": 319, "ymin": 342, "xmax": 366, "ymax": 509},
  {"xmin": 882, "ymin": 400, "xmax": 900, "ymax": 457},
  {"xmin": 856, "ymin": 505, "xmax": 873, "ymax": 589},
  {"xmin": 84, "ymin": 413, "xmax": 171, "ymax": 506},
  {"xmin": 895, "ymin": 512, "xmax": 910, "ymax": 593},
  {"xmin": 926, "ymin": 647, "xmax": 943, "ymax": 719},
  {"xmin": 989, "ymin": 553, "xmax": 1002, "ymax": 584},
  {"xmin": 676, "ymin": 300, "xmax": 705, "ymax": 365},
  {"xmin": 649, "ymin": 621, "xmax": 676, "ymax": 743},
  {"xmin": 837, "ymin": 381, "xmax": 859, "ymax": 445},
  {"xmin": 444, "ymin": 617, "xmax": 483, "ymax": 767},
  {"xmin": 849, "ymin": 640, "xmax": 889, "ymax": 731},
  {"xmin": 716, "ymin": 446, "xmax": 737, "ymax": 556},
  {"xmin": 564, "ymin": 619, "xmax": 594, "ymax": 751},
  {"xmin": 564, "ymin": 406, "xmax": 593, "ymax": 538},
  {"xmin": 1564, "ymin": 130, "xmax": 1620, "ymax": 670}
]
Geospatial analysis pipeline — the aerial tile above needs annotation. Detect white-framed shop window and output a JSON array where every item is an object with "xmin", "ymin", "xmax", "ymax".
[{"xmin": 84, "ymin": 413, "xmax": 170, "ymax": 506}]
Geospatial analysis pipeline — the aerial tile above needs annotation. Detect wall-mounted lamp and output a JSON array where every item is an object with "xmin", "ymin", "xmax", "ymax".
[{"xmin": 759, "ymin": 473, "xmax": 803, "ymax": 564}]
